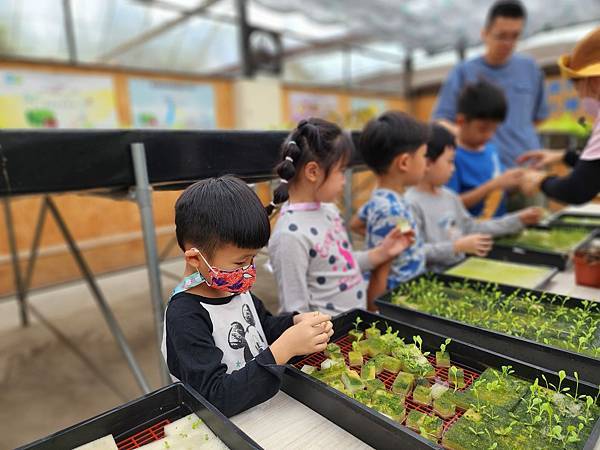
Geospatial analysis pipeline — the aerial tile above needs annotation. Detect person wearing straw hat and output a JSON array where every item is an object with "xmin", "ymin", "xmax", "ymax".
[{"xmin": 519, "ymin": 26, "xmax": 600, "ymax": 204}]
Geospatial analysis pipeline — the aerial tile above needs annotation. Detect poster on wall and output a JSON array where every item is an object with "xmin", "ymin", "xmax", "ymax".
[
  {"xmin": 288, "ymin": 91, "xmax": 340, "ymax": 123},
  {"xmin": 128, "ymin": 78, "xmax": 216, "ymax": 129},
  {"xmin": 350, "ymin": 97, "xmax": 387, "ymax": 115},
  {"xmin": 0, "ymin": 69, "xmax": 118, "ymax": 128},
  {"xmin": 348, "ymin": 97, "xmax": 387, "ymax": 127}
]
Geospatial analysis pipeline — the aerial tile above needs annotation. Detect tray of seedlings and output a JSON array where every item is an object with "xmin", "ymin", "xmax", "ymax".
[
  {"xmin": 282, "ymin": 309, "xmax": 600, "ymax": 450},
  {"xmin": 444, "ymin": 256, "xmax": 558, "ymax": 290},
  {"xmin": 375, "ymin": 272, "xmax": 600, "ymax": 385},
  {"xmin": 19, "ymin": 382, "xmax": 261, "ymax": 450},
  {"xmin": 488, "ymin": 226, "xmax": 594, "ymax": 270},
  {"xmin": 548, "ymin": 212, "xmax": 600, "ymax": 231}
]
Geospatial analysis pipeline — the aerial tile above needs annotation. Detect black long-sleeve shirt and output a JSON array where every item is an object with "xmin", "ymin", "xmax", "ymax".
[
  {"xmin": 541, "ymin": 150, "xmax": 600, "ymax": 204},
  {"xmin": 164, "ymin": 291, "xmax": 294, "ymax": 417}
]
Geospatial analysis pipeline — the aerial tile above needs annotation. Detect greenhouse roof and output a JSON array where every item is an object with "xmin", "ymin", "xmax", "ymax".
[{"xmin": 1, "ymin": 0, "xmax": 599, "ymax": 91}]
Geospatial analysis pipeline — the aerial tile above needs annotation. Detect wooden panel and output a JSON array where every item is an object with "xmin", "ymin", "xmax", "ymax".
[
  {"xmin": 0, "ymin": 191, "xmax": 181, "ymax": 296},
  {"xmin": 0, "ymin": 225, "xmax": 180, "ymax": 295},
  {"xmin": 337, "ymin": 94, "xmax": 350, "ymax": 117},
  {"xmin": 412, "ymin": 93, "xmax": 438, "ymax": 122},
  {"xmin": 113, "ymin": 74, "xmax": 132, "ymax": 127},
  {"xmin": 387, "ymin": 98, "xmax": 408, "ymax": 112},
  {"xmin": 214, "ymin": 80, "xmax": 235, "ymax": 129}
]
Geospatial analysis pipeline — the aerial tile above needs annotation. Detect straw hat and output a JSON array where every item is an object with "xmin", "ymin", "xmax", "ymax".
[{"xmin": 558, "ymin": 26, "xmax": 600, "ymax": 79}]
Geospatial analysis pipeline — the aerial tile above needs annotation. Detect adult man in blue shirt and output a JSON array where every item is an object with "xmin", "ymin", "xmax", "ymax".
[{"xmin": 432, "ymin": 0, "xmax": 549, "ymax": 171}]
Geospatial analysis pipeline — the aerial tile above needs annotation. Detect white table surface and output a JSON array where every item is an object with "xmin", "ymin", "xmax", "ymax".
[{"xmin": 232, "ymin": 203, "xmax": 600, "ymax": 449}]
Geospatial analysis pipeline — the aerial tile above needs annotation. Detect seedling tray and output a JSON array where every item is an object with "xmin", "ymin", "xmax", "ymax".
[
  {"xmin": 282, "ymin": 309, "xmax": 600, "ymax": 450},
  {"xmin": 18, "ymin": 382, "xmax": 261, "ymax": 450},
  {"xmin": 548, "ymin": 212, "xmax": 600, "ymax": 230},
  {"xmin": 444, "ymin": 257, "xmax": 558, "ymax": 290},
  {"xmin": 376, "ymin": 272, "xmax": 600, "ymax": 385},
  {"xmin": 488, "ymin": 226, "xmax": 594, "ymax": 270}
]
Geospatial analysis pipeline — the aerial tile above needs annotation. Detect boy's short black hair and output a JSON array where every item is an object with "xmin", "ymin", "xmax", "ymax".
[
  {"xmin": 458, "ymin": 80, "xmax": 508, "ymax": 122},
  {"xmin": 427, "ymin": 124, "xmax": 456, "ymax": 162},
  {"xmin": 359, "ymin": 111, "xmax": 430, "ymax": 175},
  {"xmin": 175, "ymin": 176, "xmax": 270, "ymax": 256},
  {"xmin": 486, "ymin": 0, "xmax": 526, "ymax": 27}
]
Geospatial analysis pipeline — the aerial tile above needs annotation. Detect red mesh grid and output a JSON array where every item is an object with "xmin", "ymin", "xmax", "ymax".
[
  {"xmin": 116, "ymin": 419, "xmax": 171, "ymax": 449},
  {"xmin": 294, "ymin": 334, "xmax": 481, "ymax": 447}
]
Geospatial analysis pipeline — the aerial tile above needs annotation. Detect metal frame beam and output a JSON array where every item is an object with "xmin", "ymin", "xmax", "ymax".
[{"xmin": 98, "ymin": 0, "xmax": 222, "ymax": 63}]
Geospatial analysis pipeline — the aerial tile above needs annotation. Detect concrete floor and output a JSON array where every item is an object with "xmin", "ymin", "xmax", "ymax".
[{"xmin": 0, "ymin": 253, "xmax": 281, "ymax": 449}]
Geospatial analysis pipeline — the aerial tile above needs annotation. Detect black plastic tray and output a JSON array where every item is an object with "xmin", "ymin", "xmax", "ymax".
[
  {"xmin": 548, "ymin": 212, "xmax": 600, "ymax": 231},
  {"xmin": 488, "ymin": 226, "xmax": 595, "ymax": 270},
  {"xmin": 281, "ymin": 309, "xmax": 600, "ymax": 450},
  {"xmin": 18, "ymin": 382, "xmax": 261, "ymax": 450},
  {"xmin": 376, "ymin": 272, "xmax": 600, "ymax": 385}
]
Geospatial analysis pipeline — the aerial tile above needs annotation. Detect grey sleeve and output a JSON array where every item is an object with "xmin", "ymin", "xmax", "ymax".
[
  {"xmin": 453, "ymin": 193, "xmax": 522, "ymax": 236},
  {"xmin": 464, "ymin": 211, "xmax": 523, "ymax": 236},
  {"xmin": 412, "ymin": 200, "xmax": 458, "ymax": 265},
  {"xmin": 354, "ymin": 250, "xmax": 375, "ymax": 272},
  {"xmin": 268, "ymin": 231, "xmax": 312, "ymax": 314}
]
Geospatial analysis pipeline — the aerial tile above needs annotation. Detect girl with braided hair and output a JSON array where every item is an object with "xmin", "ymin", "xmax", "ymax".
[{"xmin": 267, "ymin": 117, "xmax": 414, "ymax": 314}]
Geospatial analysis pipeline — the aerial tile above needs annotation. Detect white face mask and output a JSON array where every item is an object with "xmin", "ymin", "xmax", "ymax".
[{"xmin": 582, "ymin": 97, "xmax": 600, "ymax": 117}]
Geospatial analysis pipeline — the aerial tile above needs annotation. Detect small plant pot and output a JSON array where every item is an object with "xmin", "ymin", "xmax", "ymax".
[{"xmin": 574, "ymin": 250, "xmax": 600, "ymax": 288}]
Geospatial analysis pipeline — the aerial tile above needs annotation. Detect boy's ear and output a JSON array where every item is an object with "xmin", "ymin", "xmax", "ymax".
[
  {"xmin": 304, "ymin": 161, "xmax": 320, "ymax": 183},
  {"xmin": 393, "ymin": 152, "xmax": 412, "ymax": 173},
  {"xmin": 455, "ymin": 114, "xmax": 466, "ymax": 127},
  {"xmin": 184, "ymin": 247, "xmax": 201, "ymax": 269}
]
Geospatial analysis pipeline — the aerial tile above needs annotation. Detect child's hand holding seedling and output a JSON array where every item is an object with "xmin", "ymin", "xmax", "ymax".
[
  {"xmin": 369, "ymin": 226, "xmax": 415, "ymax": 266},
  {"xmin": 271, "ymin": 312, "xmax": 333, "ymax": 364},
  {"xmin": 517, "ymin": 206, "xmax": 544, "ymax": 225},
  {"xmin": 294, "ymin": 311, "xmax": 334, "ymax": 338},
  {"xmin": 454, "ymin": 233, "xmax": 493, "ymax": 257},
  {"xmin": 493, "ymin": 167, "xmax": 525, "ymax": 191}
]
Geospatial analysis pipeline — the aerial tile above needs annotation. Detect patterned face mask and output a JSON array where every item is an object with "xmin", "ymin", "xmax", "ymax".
[{"xmin": 198, "ymin": 251, "xmax": 257, "ymax": 294}]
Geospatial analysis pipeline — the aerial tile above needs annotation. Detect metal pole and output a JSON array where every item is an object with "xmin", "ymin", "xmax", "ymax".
[
  {"xmin": 236, "ymin": 0, "xmax": 253, "ymax": 78},
  {"xmin": 343, "ymin": 168, "xmax": 354, "ymax": 243},
  {"xmin": 2, "ymin": 196, "xmax": 28, "ymax": 326},
  {"xmin": 23, "ymin": 197, "xmax": 48, "ymax": 292},
  {"xmin": 45, "ymin": 196, "xmax": 151, "ymax": 394},
  {"xmin": 130, "ymin": 143, "xmax": 171, "ymax": 385},
  {"xmin": 402, "ymin": 53, "xmax": 413, "ymax": 100},
  {"xmin": 62, "ymin": 0, "xmax": 78, "ymax": 63}
]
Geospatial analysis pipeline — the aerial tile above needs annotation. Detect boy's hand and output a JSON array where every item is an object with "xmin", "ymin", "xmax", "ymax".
[
  {"xmin": 454, "ymin": 233, "xmax": 493, "ymax": 257},
  {"xmin": 520, "ymin": 170, "xmax": 547, "ymax": 196},
  {"xmin": 369, "ymin": 228, "xmax": 415, "ymax": 267},
  {"xmin": 492, "ymin": 168, "xmax": 525, "ymax": 190},
  {"xmin": 518, "ymin": 207, "xmax": 544, "ymax": 225},
  {"xmin": 517, "ymin": 149, "xmax": 564, "ymax": 169},
  {"xmin": 270, "ymin": 313, "xmax": 333, "ymax": 364},
  {"xmin": 294, "ymin": 312, "xmax": 333, "ymax": 334}
]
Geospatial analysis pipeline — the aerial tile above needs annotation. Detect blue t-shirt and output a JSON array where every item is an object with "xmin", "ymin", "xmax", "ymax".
[
  {"xmin": 447, "ymin": 142, "xmax": 506, "ymax": 218},
  {"xmin": 432, "ymin": 54, "xmax": 549, "ymax": 168},
  {"xmin": 359, "ymin": 188, "xmax": 425, "ymax": 290}
]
